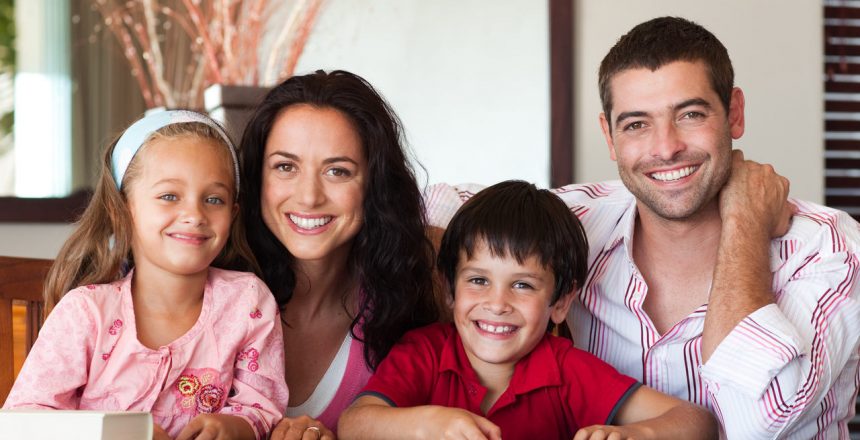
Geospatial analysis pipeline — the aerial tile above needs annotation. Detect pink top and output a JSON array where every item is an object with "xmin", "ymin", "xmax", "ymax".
[
  {"xmin": 3, "ymin": 268, "xmax": 290, "ymax": 440},
  {"xmin": 313, "ymin": 333, "xmax": 372, "ymax": 431}
]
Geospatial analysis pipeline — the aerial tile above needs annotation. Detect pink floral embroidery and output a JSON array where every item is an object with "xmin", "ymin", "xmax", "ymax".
[
  {"xmin": 86, "ymin": 284, "xmax": 96, "ymax": 290},
  {"xmin": 101, "ymin": 346, "xmax": 114, "ymax": 361},
  {"xmin": 196, "ymin": 384, "xmax": 224, "ymax": 413},
  {"xmin": 237, "ymin": 348, "xmax": 260, "ymax": 372},
  {"xmin": 252, "ymin": 403, "xmax": 263, "ymax": 409},
  {"xmin": 172, "ymin": 368, "xmax": 225, "ymax": 415},
  {"xmin": 232, "ymin": 404, "xmax": 243, "ymax": 412},
  {"xmin": 249, "ymin": 309, "xmax": 262, "ymax": 319},
  {"xmin": 108, "ymin": 319, "xmax": 123, "ymax": 335}
]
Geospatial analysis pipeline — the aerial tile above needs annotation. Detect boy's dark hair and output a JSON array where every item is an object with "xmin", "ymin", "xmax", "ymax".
[
  {"xmin": 437, "ymin": 180, "xmax": 588, "ymax": 305},
  {"xmin": 598, "ymin": 16, "xmax": 734, "ymax": 128}
]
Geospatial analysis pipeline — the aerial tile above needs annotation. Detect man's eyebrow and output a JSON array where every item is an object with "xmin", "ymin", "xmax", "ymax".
[{"xmin": 674, "ymin": 98, "xmax": 712, "ymax": 111}]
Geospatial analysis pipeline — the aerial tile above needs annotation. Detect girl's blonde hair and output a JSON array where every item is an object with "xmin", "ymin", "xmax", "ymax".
[{"xmin": 43, "ymin": 121, "xmax": 259, "ymax": 312}]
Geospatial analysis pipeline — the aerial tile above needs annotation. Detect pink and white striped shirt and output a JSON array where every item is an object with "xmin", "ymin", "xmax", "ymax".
[{"xmin": 425, "ymin": 181, "xmax": 860, "ymax": 439}]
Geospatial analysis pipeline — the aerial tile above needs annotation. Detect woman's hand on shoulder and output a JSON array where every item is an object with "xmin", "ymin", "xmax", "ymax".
[
  {"xmin": 271, "ymin": 415, "xmax": 335, "ymax": 440},
  {"xmin": 573, "ymin": 425, "xmax": 646, "ymax": 440},
  {"xmin": 153, "ymin": 423, "xmax": 172, "ymax": 440},
  {"xmin": 175, "ymin": 414, "xmax": 255, "ymax": 440}
]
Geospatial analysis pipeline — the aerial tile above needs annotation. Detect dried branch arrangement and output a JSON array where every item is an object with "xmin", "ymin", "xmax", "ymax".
[{"xmin": 93, "ymin": 0, "xmax": 324, "ymax": 108}]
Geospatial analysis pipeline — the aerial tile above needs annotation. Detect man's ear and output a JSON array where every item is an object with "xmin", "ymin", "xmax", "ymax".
[
  {"xmin": 728, "ymin": 87, "xmax": 745, "ymax": 140},
  {"xmin": 599, "ymin": 113, "xmax": 617, "ymax": 161},
  {"xmin": 550, "ymin": 290, "xmax": 576, "ymax": 325}
]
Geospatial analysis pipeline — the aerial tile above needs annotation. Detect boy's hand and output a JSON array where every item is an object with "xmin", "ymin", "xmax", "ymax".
[
  {"xmin": 175, "ymin": 413, "xmax": 255, "ymax": 440},
  {"xmin": 573, "ymin": 424, "xmax": 652, "ymax": 440},
  {"xmin": 270, "ymin": 415, "xmax": 335, "ymax": 440},
  {"xmin": 419, "ymin": 406, "xmax": 502, "ymax": 440},
  {"xmin": 153, "ymin": 423, "xmax": 173, "ymax": 440}
]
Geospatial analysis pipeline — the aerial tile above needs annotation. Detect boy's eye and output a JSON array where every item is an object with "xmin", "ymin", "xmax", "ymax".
[
  {"xmin": 512, "ymin": 281, "xmax": 534, "ymax": 290},
  {"xmin": 159, "ymin": 194, "xmax": 177, "ymax": 201},
  {"xmin": 467, "ymin": 277, "xmax": 489, "ymax": 286}
]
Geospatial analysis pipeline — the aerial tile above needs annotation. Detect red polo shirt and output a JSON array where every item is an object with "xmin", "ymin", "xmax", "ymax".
[{"xmin": 361, "ymin": 323, "xmax": 638, "ymax": 440}]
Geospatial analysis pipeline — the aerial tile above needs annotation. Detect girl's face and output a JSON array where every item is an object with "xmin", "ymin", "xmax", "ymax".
[
  {"xmin": 260, "ymin": 105, "xmax": 367, "ymax": 265},
  {"xmin": 127, "ymin": 136, "xmax": 236, "ymax": 278}
]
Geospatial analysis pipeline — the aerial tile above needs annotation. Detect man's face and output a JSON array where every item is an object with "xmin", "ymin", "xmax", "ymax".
[{"xmin": 599, "ymin": 60, "xmax": 745, "ymax": 221}]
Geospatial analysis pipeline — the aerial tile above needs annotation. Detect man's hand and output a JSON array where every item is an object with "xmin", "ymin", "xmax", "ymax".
[{"xmin": 719, "ymin": 149, "xmax": 793, "ymax": 239}]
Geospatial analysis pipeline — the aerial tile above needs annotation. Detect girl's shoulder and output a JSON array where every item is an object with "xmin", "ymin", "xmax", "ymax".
[
  {"xmin": 207, "ymin": 268, "xmax": 278, "ymax": 308},
  {"xmin": 60, "ymin": 278, "xmax": 127, "ymax": 309}
]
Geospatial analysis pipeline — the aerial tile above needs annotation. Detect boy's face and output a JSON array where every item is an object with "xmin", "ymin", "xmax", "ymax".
[{"xmin": 453, "ymin": 241, "xmax": 573, "ymax": 375}]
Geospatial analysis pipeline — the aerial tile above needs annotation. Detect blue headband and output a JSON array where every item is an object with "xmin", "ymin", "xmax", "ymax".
[{"xmin": 111, "ymin": 109, "xmax": 240, "ymax": 192}]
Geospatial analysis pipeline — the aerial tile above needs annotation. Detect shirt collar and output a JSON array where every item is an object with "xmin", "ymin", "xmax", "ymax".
[{"xmin": 439, "ymin": 325, "xmax": 563, "ymax": 396}]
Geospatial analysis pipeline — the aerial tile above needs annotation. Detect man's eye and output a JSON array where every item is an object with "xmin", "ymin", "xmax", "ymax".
[
  {"xmin": 159, "ymin": 194, "xmax": 177, "ymax": 201},
  {"xmin": 624, "ymin": 121, "xmax": 644, "ymax": 131},
  {"xmin": 681, "ymin": 111, "xmax": 704, "ymax": 120}
]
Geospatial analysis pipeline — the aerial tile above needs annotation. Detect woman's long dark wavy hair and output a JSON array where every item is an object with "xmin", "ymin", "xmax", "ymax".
[{"xmin": 239, "ymin": 70, "xmax": 439, "ymax": 369}]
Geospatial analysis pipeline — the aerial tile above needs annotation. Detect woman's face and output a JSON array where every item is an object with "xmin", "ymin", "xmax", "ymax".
[{"xmin": 260, "ymin": 105, "xmax": 367, "ymax": 264}]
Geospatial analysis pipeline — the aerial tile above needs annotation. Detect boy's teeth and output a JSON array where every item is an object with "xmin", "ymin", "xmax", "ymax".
[
  {"xmin": 477, "ymin": 322, "xmax": 516, "ymax": 334},
  {"xmin": 289, "ymin": 214, "xmax": 333, "ymax": 230},
  {"xmin": 650, "ymin": 165, "xmax": 698, "ymax": 182}
]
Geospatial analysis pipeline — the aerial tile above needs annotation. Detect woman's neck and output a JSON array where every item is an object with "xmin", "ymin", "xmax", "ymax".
[{"xmin": 288, "ymin": 250, "xmax": 357, "ymax": 319}]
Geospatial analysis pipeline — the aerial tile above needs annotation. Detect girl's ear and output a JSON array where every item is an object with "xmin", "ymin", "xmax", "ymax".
[
  {"xmin": 232, "ymin": 202, "xmax": 239, "ymax": 220},
  {"xmin": 550, "ymin": 289, "xmax": 576, "ymax": 325}
]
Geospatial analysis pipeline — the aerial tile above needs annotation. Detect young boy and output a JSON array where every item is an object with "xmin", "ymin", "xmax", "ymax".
[{"xmin": 338, "ymin": 180, "xmax": 717, "ymax": 440}]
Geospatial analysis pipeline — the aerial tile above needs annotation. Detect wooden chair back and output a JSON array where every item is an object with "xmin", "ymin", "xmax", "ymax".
[{"xmin": 0, "ymin": 256, "xmax": 52, "ymax": 405}]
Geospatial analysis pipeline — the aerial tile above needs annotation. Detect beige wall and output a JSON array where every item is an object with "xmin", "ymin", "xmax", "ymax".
[
  {"xmin": 0, "ymin": 1, "xmax": 825, "ymax": 258},
  {"xmin": 574, "ymin": 0, "xmax": 824, "ymax": 203}
]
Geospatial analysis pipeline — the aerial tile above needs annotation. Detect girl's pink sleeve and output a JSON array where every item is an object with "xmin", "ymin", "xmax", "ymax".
[
  {"xmin": 3, "ymin": 290, "xmax": 96, "ymax": 409},
  {"xmin": 218, "ymin": 278, "xmax": 288, "ymax": 439}
]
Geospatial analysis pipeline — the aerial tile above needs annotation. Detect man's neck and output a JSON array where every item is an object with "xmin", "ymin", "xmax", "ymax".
[{"xmin": 633, "ymin": 200, "xmax": 723, "ymax": 264}]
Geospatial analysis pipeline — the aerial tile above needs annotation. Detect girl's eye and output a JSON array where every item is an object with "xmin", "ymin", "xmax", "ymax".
[
  {"xmin": 206, "ymin": 196, "xmax": 225, "ymax": 205},
  {"xmin": 326, "ymin": 167, "xmax": 351, "ymax": 178},
  {"xmin": 159, "ymin": 194, "xmax": 177, "ymax": 201}
]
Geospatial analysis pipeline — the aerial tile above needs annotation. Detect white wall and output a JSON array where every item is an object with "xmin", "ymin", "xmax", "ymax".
[
  {"xmin": 574, "ymin": 0, "xmax": 824, "ymax": 203},
  {"xmin": 0, "ymin": 223, "xmax": 75, "ymax": 258},
  {"xmin": 292, "ymin": 0, "xmax": 550, "ymax": 187}
]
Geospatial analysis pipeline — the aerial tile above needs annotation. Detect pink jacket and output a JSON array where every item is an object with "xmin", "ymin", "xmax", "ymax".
[{"xmin": 4, "ymin": 268, "xmax": 289, "ymax": 439}]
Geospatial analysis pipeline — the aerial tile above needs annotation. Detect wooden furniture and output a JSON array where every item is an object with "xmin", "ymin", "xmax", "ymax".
[{"xmin": 0, "ymin": 256, "xmax": 52, "ymax": 405}]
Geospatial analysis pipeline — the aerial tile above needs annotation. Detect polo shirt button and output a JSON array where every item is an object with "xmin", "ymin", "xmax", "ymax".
[{"xmin": 468, "ymin": 386, "xmax": 476, "ymax": 395}]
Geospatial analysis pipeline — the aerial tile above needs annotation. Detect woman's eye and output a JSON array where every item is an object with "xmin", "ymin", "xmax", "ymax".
[
  {"xmin": 275, "ymin": 163, "xmax": 295, "ymax": 173},
  {"xmin": 159, "ymin": 194, "xmax": 177, "ymax": 201},
  {"xmin": 326, "ymin": 167, "xmax": 351, "ymax": 178}
]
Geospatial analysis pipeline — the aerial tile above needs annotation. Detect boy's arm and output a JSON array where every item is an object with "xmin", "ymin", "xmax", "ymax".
[
  {"xmin": 338, "ymin": 395, "xmax": 502, "ymax": 440},
  {"xmin": 574, "ymin": 386, "xmax": 717, "ymax": 440}
]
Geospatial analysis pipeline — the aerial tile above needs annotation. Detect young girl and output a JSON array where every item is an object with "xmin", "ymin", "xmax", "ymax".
[{"xmin": 3, "ymin": 110, "xmax": 289, "ymax": 440}]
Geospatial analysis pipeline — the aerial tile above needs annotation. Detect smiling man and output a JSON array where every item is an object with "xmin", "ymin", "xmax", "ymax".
[{"xmin": 426, "ymin": 17, "xmax": 860, "ymax": 438}]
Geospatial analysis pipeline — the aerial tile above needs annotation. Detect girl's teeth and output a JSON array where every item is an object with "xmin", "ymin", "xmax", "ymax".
[{"xmin": 289, "ymin": 214, "xmax": 333, "ymax": 230}]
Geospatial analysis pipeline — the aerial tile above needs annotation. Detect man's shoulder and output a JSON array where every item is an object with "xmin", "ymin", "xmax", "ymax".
[
  {"xmin": 552, "ymin": 180, "xmax": 634, "ymax": 212},
  {"xmin": 782, "ymin": 198, "xmax": 860, "ymax": 252}
]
